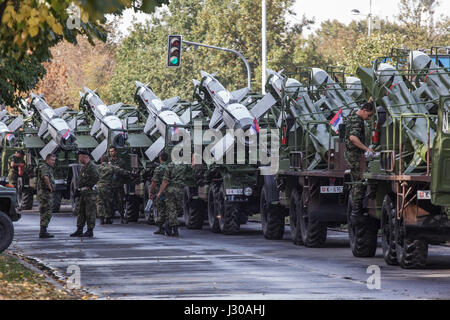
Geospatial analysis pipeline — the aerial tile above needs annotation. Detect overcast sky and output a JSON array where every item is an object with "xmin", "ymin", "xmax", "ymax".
[{"xmin": 114, "ymin": 0, "xmax": 450, "ymax": 36}]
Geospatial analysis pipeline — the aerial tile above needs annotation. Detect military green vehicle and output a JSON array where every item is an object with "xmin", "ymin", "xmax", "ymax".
[
  {"xmin": 0, "ymin": 185, "xmax": 20, "ymax": 252},
  {"xmin": 354, "ymin": 48, "xmax": 450, "ymax": 268}
]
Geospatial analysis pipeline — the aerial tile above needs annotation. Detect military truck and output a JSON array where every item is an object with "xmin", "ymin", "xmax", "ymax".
[
  {"xmin": 354, "ymin": 48, "xmax": 450, "ymax": 268},
  {"xmin": 0, "ymin": 185, "xmax": 20, "ymax": 252}
]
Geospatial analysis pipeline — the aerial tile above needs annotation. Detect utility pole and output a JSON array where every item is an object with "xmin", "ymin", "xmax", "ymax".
[{"xmin": 262, "ymin": 0, "xmax": 267, "ymax": 94}]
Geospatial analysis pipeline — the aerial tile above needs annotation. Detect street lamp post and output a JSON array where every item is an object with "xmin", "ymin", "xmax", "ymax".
[{"xmin": 351, "ymin": 0, "xmax": 373, "ymax": 37}]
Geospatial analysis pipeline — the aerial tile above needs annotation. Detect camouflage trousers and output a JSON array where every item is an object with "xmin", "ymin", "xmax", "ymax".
[
  {"xmin": 97, "ymin": 186, "xmax": 113, "ymax": 218},
  {"xmin": 163, "ymin": 187, "xmax": 183, "ymax": 227},
  {"xmin": 8, "ymin": 172, "xmax": 18, "ymax": 187},
  {"xmin": 345, "ymin": 153, "xmax": 366, "ymax": 213},
  {"xmin": 76, "ymin": 192, "xmax": 97, "ymax": 229},
  {"xmin": 155, "ymin": 196, "xmax": 167, "ymax": 227},
  {"xmin": 39, "ymin": 190, "xmax": 53, "ymax": 227},
  {"xmin": 112, "ymin": 187, "xmax": 125, "ymax": 217}
]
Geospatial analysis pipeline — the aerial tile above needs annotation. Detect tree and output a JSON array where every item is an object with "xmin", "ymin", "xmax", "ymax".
[
  {"xmin": 0, "ymin": 0, "xmax": 168, "ymax": 107},
  {"xmin": 107, "ymin": 0, "xmax": 310, "ymax": 104}
]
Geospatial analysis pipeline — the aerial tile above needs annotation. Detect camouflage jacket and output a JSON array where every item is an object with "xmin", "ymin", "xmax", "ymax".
[
  {"xmin": 98, "ymin": 162, "xmax": 130, "ymax": 188},
  {"xmin": 8, "ymin": 154, "xmax": 25, "ymax": 174},
  {"xmin": 152, "ymin": 162, "xmax": 168, "ymax": 189},
  {"xmin": 78, "ymin": 161, "xmax": 99, "ymax": 194},
  {"xmin": 109, "ymin": 155, "xmax": 129, "ymax": 187},
  {"xmin": 38, "ymin": 163, "xmax": 55, "ymax": 192},
  {"xmin": 163, "ymin": 163, "xmax": 185, "ymax": 192},
  {"xmin": 344, "ymin": 110, "xmax": 366, "ymax": 157}
]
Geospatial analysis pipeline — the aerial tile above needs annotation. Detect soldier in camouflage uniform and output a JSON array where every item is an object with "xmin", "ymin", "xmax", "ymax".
[
  {"xmin": 38, "ymin": 154, "xmax": 56, "ymax": 238},
  {"xmin": 344, "ymin": 101, "xmax": 375, "ymax": 219},
  {"xmin": 109, "ymin": 146, "xmax": 128, "ymax": 223},
  {"xmin": 149, "ymin": 152, "xmax": 169, "ymax": 235},
  {"xmin": 97, "ymin": 155, "xmax": 131, "ymax": 225},
  {"xmin": 156, "ymin": 160, "xmax": 186, "ymax": 237},
  {"xmin": 8, "ymin": 150, "xmax": 25, "ymax": 187},
  {"xmin": 70, "ymin": 150, "xmax": 99, "ymax": 238}
]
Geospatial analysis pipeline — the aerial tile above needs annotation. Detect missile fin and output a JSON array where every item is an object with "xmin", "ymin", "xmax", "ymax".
[
  {"xmin": 192, "ymin": 79, "xmax": 200, "ymax": 86},
  {"xmin": 39, "ymin": 140, "xmax": 58, "ymax": 160},
  {"xmin": 7, "ymin": 115, "xmax": 23, "ymax": 132},
  {"xmin": 54, "ymin": 106, "xmax": 68, "ymax": 117},
  {"xmin": 90, "ymin": 119, "xmax": 101, "ymax": 136},
  {"xmin": 163, "ymin": 96, "xmax": 180, "ymax": 110},
  {"xmin": 210, "ymin": 132, "xmax": 235, "ymax": 161},
  {"xmin": 0, "ymin": 110, "xmax": 8, "ymax": 121},
  {"xmin": 108, "ymin": 103, "xmax": 123, "ymax": 115},
  {"xmin": 231, "ymin": 87, "xmax": 250, "ymax": 102},
  {"xmin": 250, "ymin": 92, "xmax": 277, "ymax": 119},
  {"xmin": 209, "ymin": 107, "xmax": 223, "ymax": 129},
  {"xmin": 149, "ymin": 127, "xmax": 158, "ymax": 136},
  {"xmin": 145, "ymin": 136, "xmax": 165, "ymax": 161},
  {"xmin": 179, "ymin": 109, "xmax": 190, "ymax": 124},
  {"xmin": 91, "ymin": 139, "xmax": 108, "ymax": 162},
  {"xmin": 68, "ymin": 117, "xmax": 77, "ymax": 131},
  {"xmin": 144, "ymin": 116, "xmax": 156, "ymax": 134},
  {"xmin": 38, "ymin": 121, "xmax": 48, "ymax": 137}
]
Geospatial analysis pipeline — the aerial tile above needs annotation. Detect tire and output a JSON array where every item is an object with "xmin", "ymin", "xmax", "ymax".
[
  {"xmin": 298, "ymin": 193, "xmax": 327, "ymax": 247},
  {"xmin": 207, "ymin": 186, "xmax": 220, "ymax": 233},
  {"xmin": 260, "ymin": 186, "xmax": 284, "ymax": 240},
  {"xmin": 381, "ymin": 195, "xmax": 398, "ymax": 265},
  {"xmin": 395, "ymin": 215, "xmax": 428, "ymax": 269},
  {"xmin": 125, "ymin": 195, "xmax": 140, "ymax": 222},
  {"xmin": 0, "ymin": 211, "xmax": 14, "ymax": 253},
  {"xmin": 217, "ymin": 186, "xmax": 240, "ymax": 235},
  {"xmin": 21, "ymin": 188, "xmax": 34, "ymax": 210},
  {"xmin": 289, "ymin": 189, "xmax": 303, "ymax": 245},
  {"xmin": 183, "ymin": 187, "xmax": 204, "ymax": 229},
  {"xmin": 52, "ymin": 191, "xmax": 62, "ymax": 213},
  {"xmin": 70, "ymin": 180, "xmax": 79, "ymax": 216},
  {"xmin": 347, "ymin": 195, "xmax": 378, "ymax": 257}
]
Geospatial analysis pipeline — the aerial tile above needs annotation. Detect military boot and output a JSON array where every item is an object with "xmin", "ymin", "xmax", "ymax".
[
  {"xmin": 153, "ymin": 225, "xmax": 164, "ymax": 235},
  {"xmin": 70, "ymin": 227, "xmax": 84, "ymax": 237},
  {"xmin": 99, "ymin": 217, "xmax": 105, "ymax": 225},
  {"xmin": 163, "ymin": 223, "xmax": 173, "ymax": 236},
  {"xmin": 83, "ymin": 228, "xmax": 94, "ymax": 238},
  {"xmin": 170, "ymin": 226, "xmax": 179, "ymax": 237},
  {"xmin": 105, "ymin": 217, "xmax": 113, "ymax": 224},
  {"xmin": 39, "ymin": 226, "xmax": 54, "ymax": 239}
]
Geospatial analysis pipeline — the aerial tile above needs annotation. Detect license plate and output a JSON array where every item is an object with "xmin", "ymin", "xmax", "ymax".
[
  {"xmin": 417, "ymin": 190, "xmax": 431, "ymax": 200},
  {"xmin": 226, "ymin": 189, "xmax": 243, "ymax": 195},
  {"xmin": 320, "ymin": 186, "xmax": 343, "ymax": 193}
]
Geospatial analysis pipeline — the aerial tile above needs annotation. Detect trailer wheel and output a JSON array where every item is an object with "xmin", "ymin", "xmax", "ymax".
[
  {"xmin": 125, "ymin": 195, "xmax": 140, "ymax": 222},
  {"xmin": 381, "ymin": 195, "xmax": 398, "ymax": 265},
  {"xmin": 347, "ymin": 195, "xmax": 377, "ymax": 257},
  {"xmin": 207, "ymin": 186, "xmax": 220, "ymax": 233},
  {"xmin": 183, "ymin": 187, "xmax": 204, "ymax": 229},
  {"xmin": 52, "ymin": 191, "xmax": 62, "ymax": 213},
  {"xmin": 298, "ymin": 194, "xmax": 327, "ymax": 247},
  {"xmin": 260, "ymin": 186, "xmax": 284, "ymax": 240},
  {"xmin": 0, "ymin": 211, "xmax": 14, "ymax": 253},
  {"xmin": 217, "ymin": 186, "xmax": 240, "ymax": 235},
  {"xmin": 395, "ymin": 215, "xmax": 428, "ymax": 269},
  {"xmin": 289, "ymin": 189, "xmax": 303, "ymax": 245},
  {"xmin": 17, "ymin": 178, "xmax": 33, "ymax": 210}
]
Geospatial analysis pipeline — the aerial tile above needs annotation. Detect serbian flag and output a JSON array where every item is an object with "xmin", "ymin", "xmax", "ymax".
[
  {"xmin": 62, "ymin": 129, "xmax": 70, "ymax": 141},
  {"xmin": 172, "ymin": 122, "xmax": 179, "ymax": 135},
  {"xmin": 330, "ymin": 108, "xmax": 343, "ymax": 133},
  {"xmin": 250, "ymin": 118, "xmax": 260, "ymax": 135},
  {"xmin": 5, "ymin": 133, "xmax": 14, "ymax": 142}
]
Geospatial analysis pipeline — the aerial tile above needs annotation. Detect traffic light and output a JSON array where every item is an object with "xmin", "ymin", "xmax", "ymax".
[{"xmin": 167, "ymin": 35, "xmax": 182, "ymax": 67}]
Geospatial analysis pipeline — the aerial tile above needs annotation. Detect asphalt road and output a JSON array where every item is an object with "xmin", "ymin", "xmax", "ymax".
[{"xmin": 8, "ymin": 204, "xmax": 450, "ymax": 300}]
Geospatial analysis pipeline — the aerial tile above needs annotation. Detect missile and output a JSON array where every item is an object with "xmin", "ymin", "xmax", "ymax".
[
  {"xmin": 310, "ymin": 68, "xmax": 359, "ymax": 117},
  {"xmin": 0, "ymin": 115, "xmax": 23, "ymax": 147},
  {"xmin": 134, "ymin": 81, "xmax": 188, "ymax": 160},
  {"xmin": 376, "ymin": 63, "xmax": 435, "ymax": 173},
  {"xmin": 345, "ymin": 76, "xmax": 363, "ymax": 101},
  {"xmin": 193, "ymin": 70, "xmax": 276, "ymax": 160},
  {"xmin": 29, "ymin": 93, "xmax": 76, "ymax": 159},
  {"xmin": 79, "ymin": 87, "xmax": 127, "ymax": 161}
]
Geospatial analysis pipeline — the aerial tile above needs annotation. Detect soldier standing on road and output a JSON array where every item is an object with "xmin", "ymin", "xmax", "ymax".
[
  {"xmin": 109, "ymin": 146, "xmax": 127, "ymax": 223},
  {"xmin": 97, "ymin": 155, "xmax": 131, "ymax": 225},
  {"xmin": 38, "ymin": 153, "xmax": 56, "ymax": 239},
  {"xmin": 8, "ymin": 150, "xmax": 25, "ymax": 187},
  {"xmin": 148, "ymin": 151, "xmax": 169, "ymax": 235},
  {"xmin": 344, "ymin": 101, "xmax": 375, "ymax": 220},
  {"xmin": 70, "ymin": 150, "xmax": 99, "ymax": 238},
  {"xmin": 156, "ymin": 160, "xmax": 185, "ymax": 237}
]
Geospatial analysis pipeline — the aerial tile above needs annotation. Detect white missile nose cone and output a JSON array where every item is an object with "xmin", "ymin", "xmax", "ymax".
[
  {"xmin": 311, "ymin": 68, "xmax": 328, "ymax": 85},
  {"xmin": 135, "ymin": 81, "xmax": 142, "ymax": 87},
  {"xmin": 410, "ymin": 50, "xmax": 431, "ymax": 70},
  {"xmin": 200, "ymin": 70, "xmax": 209, "ymax": 78}
]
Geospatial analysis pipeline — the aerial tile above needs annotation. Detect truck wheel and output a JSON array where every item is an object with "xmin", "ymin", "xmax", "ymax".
[
  {"xmin": 183, "ymin": 187, "xmax": 204, "ymax": 229},
  {"xmin": 207, "ymin": 186, "xmax": 220, "ymax": 233},
  {"xmin": 298, "ymin": 195, "xmax": 327, "ymax": 247},
  {"xmin": 289, "ymin": 189, "xmax": 303, "ymax": 245},
  {"xmin": 52, "ymin": 191, "xmax": 62, "ymax": 213},
  {"xmin": 395, "ymin": 216, "xmax": 428, "ymax": 269},
  {"xmin": 125, "ymin": 196, "xmax": 140, "ymax": 222},
  {"xmin": 381, "ymin": 195, "xmax": 398, "ymax": 265},
  {"xmin": 17, "ymin": 178, "xmax": 33, "ymax": 210},
  {"xmin": 0, "ymin": 211, "xmax": 14, "ymax": 253},
  {"xmin": 70, "ymin": 180, "xmax": 79, "ymax": 216},
  {"xmin": 347, "ymin": 195, "xmax": 378, "ymax": 257},
  {"xmin": 260, "ymin": 186, "xmax": 284, "ymax": 240},
  {"xmin": 217, "ymin": 186, "xmax": 240, "ymax": 235}
]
